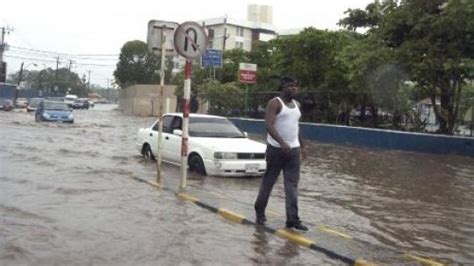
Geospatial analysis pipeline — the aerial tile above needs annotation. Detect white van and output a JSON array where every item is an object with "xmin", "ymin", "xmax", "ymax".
[{"xmin": 64, "ymin": 94, "xmax": 78, "ymax": 107}]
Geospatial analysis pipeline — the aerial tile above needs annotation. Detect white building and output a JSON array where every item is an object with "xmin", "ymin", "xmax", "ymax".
[
  {"xmin": 247, "ymin": 4, "xmax": 273, "ymax": 24},
  {"xmin": 200, "ymin": 16, "xmax": 277, "ymax": 52},
  {"xmin": 171, "ymin": 5, "xmax": 276, "ymax": 73}
]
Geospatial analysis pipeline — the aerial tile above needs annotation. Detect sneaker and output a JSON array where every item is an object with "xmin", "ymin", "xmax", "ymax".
[
  {"xmin": 256, "ymin": 214, "xmax": 267, "ymax": 225},
  {"xmin": 286, "ymin": 222, "xmax": 309, "ymax": 231}
]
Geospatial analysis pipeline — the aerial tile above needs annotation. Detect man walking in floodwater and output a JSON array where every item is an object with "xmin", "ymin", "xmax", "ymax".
[{"xmin": 254, "ymin": 76, "xmax": 308, "ymax": 231}]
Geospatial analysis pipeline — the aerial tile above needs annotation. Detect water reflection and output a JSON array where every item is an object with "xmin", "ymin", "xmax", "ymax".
[
  {"xmin": 1, "ymin": 107, "xmax": 473, "ymax": 264},
  {"xmin": 300, "ymin": 141, "xmax": 474, "ymax": 264}
]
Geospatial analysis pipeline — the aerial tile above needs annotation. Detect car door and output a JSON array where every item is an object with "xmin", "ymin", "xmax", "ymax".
[
  {"xmin": 164, "ymin": 116, "xmax": 183, "ymax": 163},
  {"xmin": 150, "ymin": 115, "xmax": 174, "ymax": 161}
]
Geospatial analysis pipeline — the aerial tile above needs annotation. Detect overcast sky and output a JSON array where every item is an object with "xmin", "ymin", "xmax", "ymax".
[{"xmin": 1, "ymin": 0, "xmax": 372, "ymax": 88}]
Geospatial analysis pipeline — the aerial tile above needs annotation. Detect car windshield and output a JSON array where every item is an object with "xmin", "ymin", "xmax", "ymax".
[
  {"xmin": 29, "ymin": 99, "xmax": 43, "ymax": 107},
  {"xmin": 44, "ymin": 101, "xmax": 69, "ymax": 111},
  {"xmin": 189, "ymin": 117, "xmax": 244, "ymax": 138}
]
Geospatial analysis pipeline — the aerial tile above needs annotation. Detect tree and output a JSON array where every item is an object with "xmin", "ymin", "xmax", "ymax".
[
  {"xmin": 338, "ymin": 0, "xmax": 398, "ymax": 32},
  {"xmin": 340, "ymin": 0, "xmax": 474, "ymax": 134},
  {"xmin": 8, "ymin": 67, "xmax": 86, "ymax": 96},
  {"xmin": 380, "ymin": 0, "xmax": 474, "ymax": 134},
  {"xmin": 198, "ymin": 80, "xmax": 244, "ymax": 116},
  {"xmin": 113, "ymin": 40, "xmax": 160, "ymax": 88},
  {"xmin": 171, "ymin": 60, "xmax": 211, "ymax": 113}
]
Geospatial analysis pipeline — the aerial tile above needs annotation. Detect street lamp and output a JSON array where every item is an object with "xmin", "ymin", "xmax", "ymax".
[
  {"xmin": 17, "ymin": 62, "xmax": 37, "ymax": 86},
  {"xmin": 14, "ymin": 62, "xmax": 37, "ymax": 105},
  {"xmin": 38, "ymin": 64, "xmax": 48, "ymax": 96}
]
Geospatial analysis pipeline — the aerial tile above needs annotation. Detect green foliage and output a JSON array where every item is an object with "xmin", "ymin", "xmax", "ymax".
[
  {"xmin": 339, "ymin": 0, "xmax": 474, "ymax": 134},
  {"xmin": 166, "ymin": 1, "xmax": 472, "ymax": 135},
  {"xmin": 377, "ymin": 0, "xmax": 474, "ymax": 134},
  {"xmin": 220, "ymin": 49, "xmax": 249, "ymax": 83},
  {"xmin": 198, "ymin": 80, "xmax": 244, "ymax": 116},
  {"xmin": 171, "ymin": 63, "xmax": 210, "ymax": 98},
  {"xmin": 113, "ymin": 40, "xmax": 160, "ymax": 88},
  {"xmin": 338, "ymin": 0, "xmax": 397, "ymax": 32},
  {"xmin": 8, "ymin": 67, "xmax": 86, "ymax": 96}
]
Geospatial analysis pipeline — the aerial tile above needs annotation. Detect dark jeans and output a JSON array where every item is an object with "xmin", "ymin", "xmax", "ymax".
[{"xmin": 254, "ymin": 144, "xmax": 301, "ymax": 225}]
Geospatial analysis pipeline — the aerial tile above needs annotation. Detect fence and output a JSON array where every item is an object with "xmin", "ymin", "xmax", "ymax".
[
  {"xmin": 0, "ymin": 84, "xmax": 65, "ymax": 99},
  {"xmin": 229, "ymin": 117, "xmax": 474, "ymax": 157},
  {"xmin": 202, "ymin": 91, "xmax": 473, "ymax": 137}
]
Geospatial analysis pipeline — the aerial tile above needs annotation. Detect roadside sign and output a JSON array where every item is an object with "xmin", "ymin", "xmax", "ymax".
[
  {"xmin": 174, "ymin": 22, "xmax": 208, "ymax": 59},
  {"xmin": 239, "ymin": 63, "xmax": 257, "ymax": 84},
  {"xmin": 201, "ymin": 49, "xmax": 222, "ymax": 68},
  {"xmin": 147, "ymin": 20, "xmax": 179, "ymax": 56}
]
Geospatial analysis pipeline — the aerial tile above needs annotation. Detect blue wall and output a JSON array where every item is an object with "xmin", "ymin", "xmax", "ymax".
[
  {"xmin": 0, "ymin": 84, "xmax": 59, "ymax": 99},
  {"xmin": 230, "ymin": 118, "xmax": 474, "ymax": 158}
]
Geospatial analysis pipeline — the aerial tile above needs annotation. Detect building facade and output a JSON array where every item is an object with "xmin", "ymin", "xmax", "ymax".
[{"xmin": 201, "ymin": 17, "xmax": 276, "ymax": 52}]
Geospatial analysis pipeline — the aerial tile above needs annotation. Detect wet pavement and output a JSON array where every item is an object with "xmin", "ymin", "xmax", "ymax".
[{"xmin": 1, "ymin": 105, "xmax": 473, "ymax": 265}]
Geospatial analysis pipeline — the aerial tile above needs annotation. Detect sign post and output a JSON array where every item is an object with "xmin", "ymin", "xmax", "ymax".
[
  {"xmin": 174, "ymin": 21, "xmax": 208, "ymax": 189},
  {"xmin": 239, "ymin": 63, "xmax": 257, "ymax": 117},
  {"xmin": 147, "ymin": 20, "xmax": 178, "ymax": 186},
  {"xmin": 201, "ymin": 49, "xmax": 223, "ymax": 68}
]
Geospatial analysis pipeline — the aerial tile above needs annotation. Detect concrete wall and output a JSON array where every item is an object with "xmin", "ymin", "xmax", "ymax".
[
  {"xmin": 229, "ymin": 118, "xmax": 474, "ymax": 157},
  {"xmin": 119, "ymin": 84, "xmax": 177, "ymax": 117}
]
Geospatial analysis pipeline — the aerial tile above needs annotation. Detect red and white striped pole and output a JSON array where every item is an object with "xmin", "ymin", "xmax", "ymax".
[{"xmin": 180, "ymin": 59, "xmax": 192, "ymax": 189}]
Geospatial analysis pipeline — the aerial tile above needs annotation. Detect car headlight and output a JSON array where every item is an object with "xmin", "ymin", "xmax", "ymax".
[
  {"xmin": 43, "ymin": 113, "xmax": 51, "ymax": 118},
  {"xmin": 68, "ymin": 114, "xmax": 73, "ymax": 119},
  {"xmin": 214, "ymin": 152, "xmax": 238, "ymax": 160}
]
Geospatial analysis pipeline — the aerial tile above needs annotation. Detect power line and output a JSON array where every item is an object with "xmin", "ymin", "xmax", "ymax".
[
  {"xmin": 8, "ymin": 48, "xmax": 119, "ymax": 61},
  {"xmin": 4, "ymin": 54, "xmax": 116, "ymax": 67},
  {"xmin": 4, "ymin": 54, "xmax": 57, "ymax": 63},
  {"xmin": 9, "ymin": 45, "xmax": 118, "ymax": 57}
]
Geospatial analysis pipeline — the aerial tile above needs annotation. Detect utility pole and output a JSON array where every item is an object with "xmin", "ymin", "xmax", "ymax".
[
  {"xmin": 0, "ymin": 26, "xmax": 13, "ymax": 83},
  {"xmin": 222, "ymin": 15, "xmax": 228, "ymax": 50},
  {"xmin": 55, "ymin": 56, "xmax": 59, "ymax": 96},
  {"xmin": 87, "ymin": 70, "xmax": 91, "ymax": 96},
  {"xmin": 1, "ymin": 27, "xmax": 13, "ymax": 64},
  {"xmin": 66, "ymin": 60, "xmax": 72, "ymax": 92},
  {"xmin": 220, "ymin": 16, "xmax": 229, "ymax": 81},
  {"xmin": 14, "ymin": 62, "xmax": 24, "ymax": 104}
]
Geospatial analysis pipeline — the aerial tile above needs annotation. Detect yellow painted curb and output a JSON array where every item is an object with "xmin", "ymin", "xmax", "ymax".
[
  {"xmin": 177, "ymin": 193, "xmax": 198, "ymax": 202},
  {"xmin": 209, "ymin": 191, "xmax": 226, "ymax": 199},
  {"xmin": 275, "ymin": 229, "xmax": 315, "ymax": 248},
  {"xmin": 318, "ymin": 225, "xmax": 353, "ymax": 239},
  {"xmin": 217, "ymin": 208, "xmax": 245, "ymax": 223},
  {"xmin": 354, "ymin": 259, "xmax": 377, "ymax": 266},
  {"xmin": 404, "ymin": 253, "xmax": 444, "ymax": 266},
  {"xmin": 146, "ymin": 180, "xmax": 160, "ymax": 188}
]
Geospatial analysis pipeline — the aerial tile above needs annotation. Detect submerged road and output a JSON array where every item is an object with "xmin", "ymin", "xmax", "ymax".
[{"xmin": 1, "ymin": 105, "xmax": 473, "ymax": 265}]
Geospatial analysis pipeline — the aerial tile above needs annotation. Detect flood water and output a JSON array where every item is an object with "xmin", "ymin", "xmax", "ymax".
[{"xmin": 1, "ymin": 105, "xmax": 473, "ymax": 265}]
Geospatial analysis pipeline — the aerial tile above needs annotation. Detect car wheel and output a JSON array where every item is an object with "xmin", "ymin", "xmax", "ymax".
[
  {"xmin": 188, "ymin": 154, "xmax": 206, "ymax": 175},
  {"xmin": 142, "ymin": 144, "xmax": 155, "ymax": 160}
]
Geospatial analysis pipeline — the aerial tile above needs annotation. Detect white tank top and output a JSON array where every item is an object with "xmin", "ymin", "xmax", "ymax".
[{"xmin": 267, "ymin": 97, "xmax": 301, "ymax": 148}]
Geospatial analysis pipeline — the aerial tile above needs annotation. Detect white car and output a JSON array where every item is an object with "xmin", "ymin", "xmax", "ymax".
[
  {"xmin": 136, "ymin": 113, "xmax": 266, "ymax": 177},
  {"xmin": 15, "ymin": 98, "xmax": 29, "ymax": 108}
]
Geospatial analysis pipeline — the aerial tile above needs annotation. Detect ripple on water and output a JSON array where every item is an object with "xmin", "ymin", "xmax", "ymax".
[
  {"xmin": 57, "ymin": 148, "xmax": 100, "ymax": 158},
  {"xmin": 0, "ymin": 176, "xmax": 30, "ymax": 185},
  {"xmin": 53, "ymin": 187, "xmax": 106, "ymax": 195},
  {"xmin": 0, "ymin": 243, "xmax": 34, "ymax": 263},
  {"xmin": 0, "ymin": 204, "xmax": 54, "ymax": 223}
]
